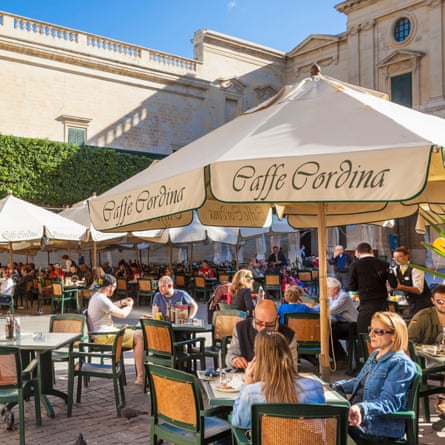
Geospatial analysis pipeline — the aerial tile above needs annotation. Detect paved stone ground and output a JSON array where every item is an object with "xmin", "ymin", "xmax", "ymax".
[{"xmin": 1, "ymin": 303, "xmax": 444, "ymax": 444}]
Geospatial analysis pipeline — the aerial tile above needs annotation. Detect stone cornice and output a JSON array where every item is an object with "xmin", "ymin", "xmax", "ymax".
[
  {"xmin": 287, "ymin": 33, "xmax": 345, "ymax": 57},
  {"xmin": 336, "ymin": 0, "xmax": 375, "ymax": 14},
  {"xmin": 194, "ymin": 29, "xmax": 284, "ymax": 62},
  {"xmin": 0, "ymin": 36, "xmax": 210, "ymax": 98}
]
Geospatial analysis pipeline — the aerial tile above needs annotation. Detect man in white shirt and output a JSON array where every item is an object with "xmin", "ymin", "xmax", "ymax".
[
  {"xmin": 88, "ymin": 274, "xmax": 144, "ymax": 385},
  {"xmin": 392, "ymin": 246, "xmax": 432, "ymax": 318}
]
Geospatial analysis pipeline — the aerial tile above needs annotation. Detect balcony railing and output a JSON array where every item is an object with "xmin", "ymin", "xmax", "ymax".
[{"xmin": 0, "ymin": 11, "xmax": 198, "ymax": 73}]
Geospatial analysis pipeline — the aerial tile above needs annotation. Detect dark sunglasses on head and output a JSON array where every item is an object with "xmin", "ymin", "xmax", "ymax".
[{"xmin": 368, "ymin": 326, "xmax": 394, "ymax": 336}]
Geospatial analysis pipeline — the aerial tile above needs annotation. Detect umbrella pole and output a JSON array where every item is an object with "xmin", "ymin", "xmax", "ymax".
[
  {"xmin": 190, "ymin": 244, "xmax": 194, "ymax": 273},
  {"xmin": 318, "ymin": 203, "xmax": 330, "ymax": 380},
  {"xmin": 169, "ymin": 241, "xmax": 173, "ymax": 270},
  {"xmin": 93, "ymin": 242, "xmax": 97, "ymax": 269},
  {"xmin": 8, "ymin": 242, "xmax": 12, "ymax": 265}
]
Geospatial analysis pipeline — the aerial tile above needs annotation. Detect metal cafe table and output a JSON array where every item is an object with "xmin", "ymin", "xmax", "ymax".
[
  {"xmin": 198, "ymin": 371, "xmax": 350, "ymax": 408},
  {"xmin": 0, "ymin": 331, "xmax": 82, "ymax": 417}
]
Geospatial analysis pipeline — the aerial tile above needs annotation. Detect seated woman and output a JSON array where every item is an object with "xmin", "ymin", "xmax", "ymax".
[
  {"xmin": 231, "ymin": 329, "xmax": 325, "ymax": 429},
  {"xmin": 332, "ymin": 311, "xmax": 417, "ymax": 443},
  {"xmin": 277, "ymin": 285, "xmax": 316, "ymax": 324},
  {"xmin": 230, "ymin": 269, "xmax": 255, "ymax": 315}
]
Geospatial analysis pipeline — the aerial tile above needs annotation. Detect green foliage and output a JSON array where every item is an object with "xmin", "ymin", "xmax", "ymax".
[
  {"xmin": 0, "ymin": 134, "xmax": 153, "ymax": 207},
  {"xmin": 409, "ymin": 210, "xmax": 445, "ymax": 280}
]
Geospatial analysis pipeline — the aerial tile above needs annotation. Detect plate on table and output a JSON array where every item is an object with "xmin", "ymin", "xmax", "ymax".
[
  {"xmin": 215, "ymin": 384, "xmax": 240, "ymax": 393},
  {"xmin": 419, "ymin": 346, "xmax": 445, "ymax": 357}
]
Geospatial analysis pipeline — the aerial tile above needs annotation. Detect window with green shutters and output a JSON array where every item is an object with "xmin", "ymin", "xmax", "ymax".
[{"xmin": 67, "ymin": 127, "xmax": 86, "ymax": 145}]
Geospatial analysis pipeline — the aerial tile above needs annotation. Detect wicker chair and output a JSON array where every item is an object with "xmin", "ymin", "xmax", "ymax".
[
  {"xmin": 116, "ymin": 278, "xmax": 129, "ymax": 298},
  {"xmin": 51, "ymin": 281, "xmax": 79, "ymax": 314},
  {"xmin": 140, "ymin": 318, "xmax": 206, "ymax": 392},
  {"xmin": 136, "ymin": 278, "xmax": 154, "ymax": 306},
  {"xmin": 285, "ymin": 312, "xmax": 321, "ymax": 367},
  {"xmin": 49, "ymin": 314, "xmax": 87, "ymax": 378},
  {"xmin": 408, "ymin": 341, "xmax": 445, "ymax": 423},
  {"xmin": 194, "ymin": 276, "xmax": 213, "ymax": 302},
  {"xmin": 0, "ymin": 347, "xmax": 41, "ymax": 445},
  {"xmin": 148, "ymin": 364, "xmax": 231, "ymax": 445},
  {"xmin": 232, "ymin": 403, "xmax": 349, "ymax": 445},
  {"xmin": 204, "ymin": 309, "xmax": 246, "ymax": 368},
  {"xmin": 67, "ymin": 327, "xmax": 126, "ymax": 417},
  {"xmin": 264, "ymin": 274, "xmax": 282, "ymax": 299}
]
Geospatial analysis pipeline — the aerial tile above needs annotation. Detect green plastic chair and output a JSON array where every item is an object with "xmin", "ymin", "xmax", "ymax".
[
  {"xmin": 204, "ymin": 309, "xmax": 246, "ymax": 368},
  {"xmin": 67, "ymin": 327, "xmax": 126, "ymax": 417},
  {"xmin": 0, "ymin": 291, "xmax": 15, "ymax": 313},
  {"xmin": 136, "ymin": 277, "xmax": 154, "ymax": 306},
  {"xmin": 285, "ymin": 312, "xmax": 321, "ymax": 365},
  {"xmin": 49, "ymin": 313, "xmax": 87, "ymax": 379},
  {"xmin": 140, "ymin": 318, "xmax": 206, "ymax": 392},
  {"xmin": 0, "ymin": 347, "xmax": 41, "ymax": 445},
  {"xmin": 408, "ymin": 341, "xmax": 445, "ymax": 423},
  {"xmin": 232, "ymin": 403, "xmax": 349, "ymax": 445},
  {"xmin": 148, "ymin": 364, "xmax": 231, "ymax": 445},
  {"xmin": 116, "ymin": 277, "xmax": 129, "ymax": 299},
  {"xmin": 51, "ymin": 281, "xmax": 79, "ymax": 314}
]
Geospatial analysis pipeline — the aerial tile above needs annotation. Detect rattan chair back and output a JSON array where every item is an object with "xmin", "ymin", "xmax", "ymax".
[{"xmin": 252, "ymin": 403, "xmax": 349, "ymax": 445}]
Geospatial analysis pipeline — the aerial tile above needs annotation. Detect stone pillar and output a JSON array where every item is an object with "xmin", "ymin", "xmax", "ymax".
[{"xmin": 427, "ymin": 0, "xmax": 445, "ymax": 104}]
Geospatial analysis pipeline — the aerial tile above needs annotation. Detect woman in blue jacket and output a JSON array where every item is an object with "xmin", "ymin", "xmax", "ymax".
[
  {"xmin": 231, "ymin": 329, "xmax": 325, "ymax": 429},
  {"xmin": 333, "ymin": 311, "xmax": 417, "ymax": 443}
]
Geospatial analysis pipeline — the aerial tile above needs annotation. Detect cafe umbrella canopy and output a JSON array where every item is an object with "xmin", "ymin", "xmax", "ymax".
[
  {"xmin": 60, "ymin": 196, "xmax": 130, "ymax": 268},
  {"xmin": 89, "ymin": 72, "xmax": 445, "ymax": 378},
  {"xmin": 0, "ymin": 191, "xmax": 88, "ymax": 262}
]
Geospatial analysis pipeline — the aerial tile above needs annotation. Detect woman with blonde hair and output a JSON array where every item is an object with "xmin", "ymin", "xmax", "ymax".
[
  {"xmin": 231, "ymin": 330, "xmax": 325, "ymax": 429},
  {"xmin": 230, "ymin": 269, "xmax": 255, "ymax": 314},
  {"xmin": 333, "ymin": 311, "xmax": 417, "ymax": 443}
]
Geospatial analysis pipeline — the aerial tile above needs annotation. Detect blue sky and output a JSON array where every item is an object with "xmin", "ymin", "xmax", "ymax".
[{"xmin": 0, "ymin": 1, "xmax": 346, "ymax": 58}]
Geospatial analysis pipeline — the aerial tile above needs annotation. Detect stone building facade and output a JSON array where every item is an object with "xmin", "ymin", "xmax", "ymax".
[
  {"xmin": 1, "ymin": 1, "xmax": 444, "ymax": 154},
  {"xmin": 0, "ymin": 0, "xmax": 443, "ymax": 262}
]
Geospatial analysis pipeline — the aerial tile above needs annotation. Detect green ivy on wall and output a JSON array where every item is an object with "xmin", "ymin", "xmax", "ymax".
[{"xmin": 0, "ymin": 134, "xmax": 153, "ymax": 207}]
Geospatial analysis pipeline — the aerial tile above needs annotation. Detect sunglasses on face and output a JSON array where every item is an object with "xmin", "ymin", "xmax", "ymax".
[
  {"xmin": 255, "ymin": 318, "xmax": 276, "ymax": 329},
  {"xmin": 245, "ymin": 276, "xmax": 254, "ymax": 280},
  {"xmin": 434, "ymin": 299, "xmax": 445, "ymax": 305},
  {"xmin": 368, "ymin": 326, "xmax": 394, "ymax": 336}
]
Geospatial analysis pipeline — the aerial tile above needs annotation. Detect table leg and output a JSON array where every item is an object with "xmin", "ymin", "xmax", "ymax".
[{"xmin": 38, "ymin": 350, "xmax": 71, "ymax": 417}]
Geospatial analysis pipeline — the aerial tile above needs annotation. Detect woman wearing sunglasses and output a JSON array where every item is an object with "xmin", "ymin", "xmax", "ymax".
[
  {"xmin": 231, "ymin": 269, "xmax": 256, "ymax": 315},
  {"xmin": 332, "ymin": 311, "xmax": 417, "ymax": 443}
]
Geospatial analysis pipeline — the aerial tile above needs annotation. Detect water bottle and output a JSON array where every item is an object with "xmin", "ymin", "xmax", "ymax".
[
  {"xmin": 5, "ymin": 312, "xmax": 15, "ymax": 340},
  {"xmin": 165, "ymin": 302, "xmax": 171, "ymax": 322},
  {"xmin": 4, "ymin": 312, "xmax": 10, "ymax": 339},
  {"xmin": 14, "ymin": 317, "xmax": 21, "ymax": 340},
  {"xmin": 258, "ymin": 286, "xmax": 265, "ymax": 301}
]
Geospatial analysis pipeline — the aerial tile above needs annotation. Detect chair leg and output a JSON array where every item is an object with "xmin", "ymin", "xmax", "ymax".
[
  {"xmin": 76, "ymin": 372, "xmax": 83, "ymax": 403},
  {"xmin": 19, "ymin": 397, "xmax": 25, "ymax": 445},
  {"xmin": 113, "ymin": 374, "xmax": 123, "ymax": 416},
  {"xmin": 33, "ymin": 382, "xmax": 42, "ymax": 426},
  {"xmin": 119, "ymin": 374, "xmax": 126, "ymax": 407}
]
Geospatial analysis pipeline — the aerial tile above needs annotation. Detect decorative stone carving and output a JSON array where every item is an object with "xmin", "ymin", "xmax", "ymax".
[
  {"xmin": 215, "ymin": 77, "xmax": 246, "ymax": 95},
  {"xmin": 254, "ymin": 86, "xmax": 278, "ymax": 101}
]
